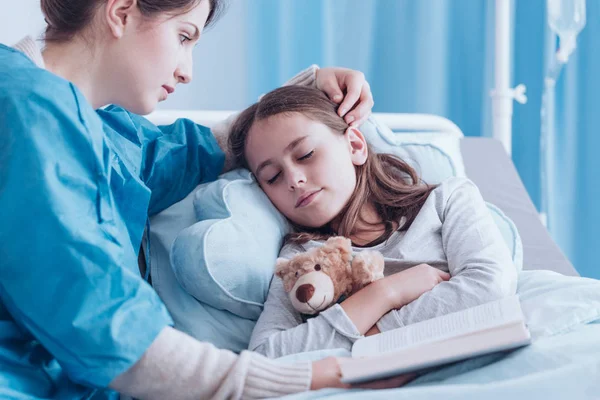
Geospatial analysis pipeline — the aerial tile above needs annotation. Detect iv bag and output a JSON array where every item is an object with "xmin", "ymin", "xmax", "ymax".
[
  {"xmin": 541, "ymin": 0, "xmax": 586, "ymax": 230},
  {"xmin": 547, "ymin": 0, "xmax": 586, "ymax": 62}
]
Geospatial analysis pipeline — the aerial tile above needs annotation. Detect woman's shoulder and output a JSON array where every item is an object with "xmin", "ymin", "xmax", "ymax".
[
  {"xmin": 0, "ymin": 46, "xmax": 105, "ymax": 161},
  {"xmin": 0, "ymin": 44, "xmax": 82, "ymax": 114}
]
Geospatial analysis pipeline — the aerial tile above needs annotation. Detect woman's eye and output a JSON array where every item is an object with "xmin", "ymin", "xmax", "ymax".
[
  {"xmin": 180, "ymin": 34, "xmax": 192, "ymax": 44},
  {"xmin": 266, "ymin": 172, "xmax": 281, "ymax": 185},
  {"xmin": 299, "ymin": 151, "xmax": 314, "ymax": 161}
]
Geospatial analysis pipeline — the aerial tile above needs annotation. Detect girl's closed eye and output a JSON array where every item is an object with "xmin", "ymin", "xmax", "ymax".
[
  {"xmin": 179, "ymin": 34, "xmax": 192, "ymax": 44},
  {"xmin": 267, "ymin": 171, "xmax": 281, "ymax": 185},
  {"xmin": 298, "ymin": 150, "xmax": 314, "ymax": 161},
  {"xmin": 265, "ymin": 151, "xmax": 313, "ymax": 184}
]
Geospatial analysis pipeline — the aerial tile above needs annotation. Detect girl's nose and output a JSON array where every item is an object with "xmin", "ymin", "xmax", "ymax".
[{"xmin": 288, "ymin": 169, "xmax": 306, "ymax": 190}]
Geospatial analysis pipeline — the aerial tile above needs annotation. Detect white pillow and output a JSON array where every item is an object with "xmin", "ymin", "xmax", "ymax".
[{"xmin": 359, "ymin": 116, "xmax": 466, "ymax": 184}]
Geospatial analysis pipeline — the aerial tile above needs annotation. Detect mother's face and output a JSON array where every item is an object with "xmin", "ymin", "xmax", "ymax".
[{"xmin": 103, "ymin": 0, "xmax": 210, "ymax": 114}]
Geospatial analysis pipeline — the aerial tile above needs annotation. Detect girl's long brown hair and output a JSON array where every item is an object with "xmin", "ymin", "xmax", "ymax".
[{"xmin": 229, "ymin": 85, "xmax": 436, "ymax": 246}]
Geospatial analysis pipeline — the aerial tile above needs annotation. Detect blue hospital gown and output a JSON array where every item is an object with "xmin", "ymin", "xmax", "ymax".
[{"xmin": 0, "ymin": 44, "xmax": 224, "ymax": 398}]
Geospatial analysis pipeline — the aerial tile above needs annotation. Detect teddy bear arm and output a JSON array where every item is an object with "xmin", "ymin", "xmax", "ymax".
[{"xmin": 351, "ymin": 252, "xmax": 385, "ymax": 291}]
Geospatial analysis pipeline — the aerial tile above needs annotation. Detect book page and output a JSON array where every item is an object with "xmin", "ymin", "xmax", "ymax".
[
  {"xmin": 353, "ymin": 295, "xmax": 524, "ymax": 357},
  {"xmin": 342, "ymin": 321, "xmax": 531, "ymax": 384}
]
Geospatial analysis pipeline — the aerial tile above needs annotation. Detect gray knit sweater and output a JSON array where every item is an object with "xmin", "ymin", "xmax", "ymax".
[{"xmin": 249, "ymin": 177, "xmax": 518, "ymax": 358}]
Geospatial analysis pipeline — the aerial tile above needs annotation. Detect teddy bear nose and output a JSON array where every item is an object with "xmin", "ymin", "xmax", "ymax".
[{"xmin": 296, "ymin": 284, "xmax": 315, "ymax": 303}]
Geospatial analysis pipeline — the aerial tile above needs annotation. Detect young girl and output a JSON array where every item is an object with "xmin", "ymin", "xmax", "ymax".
[{"xmin": 229, "ymin": 85, "xmax": 518, "ymax": 358}]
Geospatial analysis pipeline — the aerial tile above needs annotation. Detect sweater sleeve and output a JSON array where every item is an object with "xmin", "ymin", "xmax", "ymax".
[
  {"xmin": 376, "ymin": 179, "xmax": 518, "ymax": 332},
  {"xmin": 110, "ymin": 326, "xmax": 312, "ymax": 400},
  {"xmin": 248, "ymin": 243, "xmax": 363, "ymax": 359}
]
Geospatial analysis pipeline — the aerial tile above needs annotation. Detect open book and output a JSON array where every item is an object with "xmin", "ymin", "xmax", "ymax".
[{"xmin": 340, "ymin": 295, "xmax": 531, "ymax": 384}]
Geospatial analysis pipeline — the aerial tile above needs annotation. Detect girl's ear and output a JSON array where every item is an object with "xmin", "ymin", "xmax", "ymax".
[{"xmin": 345, "ymin": 127, "xmax": 368, "ymax": 166}]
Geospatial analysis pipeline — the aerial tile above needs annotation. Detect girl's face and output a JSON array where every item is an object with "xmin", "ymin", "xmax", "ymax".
[
  {"xmin": 245, "ymin": 113, "xmax": 368, "ymax": 228},
  {"xmin": 104, "ymin": 1, "xmax": 210, "ymax": 114}
]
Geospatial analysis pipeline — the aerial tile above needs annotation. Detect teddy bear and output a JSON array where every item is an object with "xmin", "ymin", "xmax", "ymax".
[{"xmin": 275, "ymin": 236, "xmax": 385, "ymax": 315}]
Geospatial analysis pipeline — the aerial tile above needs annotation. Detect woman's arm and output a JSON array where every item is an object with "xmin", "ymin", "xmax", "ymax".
[
  {"xmin": 110, "ymin": 326, "xmax": 313, "ymax": 400},
  {"xmin": 97, "ymin": 106, "xmax": 225, "ymax": 216},
  {"xmin": 375, "ymin": 179, "xmax": 519, "ymax": 332},
  {"xmin": 112, "ymin": 326, "xmax": 414, "ymax": 399},
  {"xmin": 0, "ymin": 89, "xmax": 174, "ymax": 389}
]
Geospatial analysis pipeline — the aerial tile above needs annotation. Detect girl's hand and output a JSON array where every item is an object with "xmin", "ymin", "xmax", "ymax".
[
  {"xmin": 310, "ymin": 357, "xmax": 416, "ymax": 391},
  {"xmin": 365, "ymin": 325, "xmax": 381, "ymax": 337},
  {"xmin": 383, "ymin": 264, "xmax": 451, "ymax": 309},
  {"xmin": 315, "ymin": 67, "xmax": 374, "ymax": 127}
]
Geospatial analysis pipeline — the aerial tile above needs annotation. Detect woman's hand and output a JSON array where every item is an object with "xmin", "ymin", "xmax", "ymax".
[
  {"xmin": 310, "ymin": 357, "xmax": 416, "ymax": 391},
  {"xmin": 382, "ymin": 264, "xmax": 451, "ymax": 309},
  {"xmin": 310, "ymin": 357, "xmax": 349, "ymax": 390},
  {"xmin": 315, "ymin": 67, "xmax": 374, "ymax": 127}
]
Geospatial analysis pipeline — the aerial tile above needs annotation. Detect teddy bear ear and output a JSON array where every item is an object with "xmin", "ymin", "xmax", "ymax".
[
  {"xmin": 275, "ymin": 258, "xmax": 290, "ymax": 278},
  {"xmin": 325, "ymin": 236, "xmax": 352, "ymax": 260},
  {"xmin": 325, "ymin": 236, "xmax": 352, "ymax": 250}
]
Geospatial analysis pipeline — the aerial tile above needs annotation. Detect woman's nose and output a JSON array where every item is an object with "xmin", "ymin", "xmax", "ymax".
[
  {"xmin": 175, "ymin": 67, "xmax": 192, "ymax": 84},
  {"xmin": 175, "ymin": 56, "xmax": 193, "ymax": 84}
]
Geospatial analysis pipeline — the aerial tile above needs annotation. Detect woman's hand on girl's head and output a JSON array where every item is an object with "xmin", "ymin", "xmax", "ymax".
[
  {"xmin": 315, "ymin": 67, "xmax": 374, "ymax": 127},
  {"xmin": 382, "ymin": 264, "xmax": 451, "ymax": 310},
  {"xmin": 310, "ymin": 357, "xmax": 416, "ymax": 391}
]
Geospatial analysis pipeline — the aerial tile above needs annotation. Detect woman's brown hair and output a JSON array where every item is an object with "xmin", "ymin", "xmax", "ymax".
[
  {"xmin": 229, "ymin": 85, "xmax": 437, "ymax": 246},
  {"xmin": 41, "ymin": 0, "xmax": 225, "ymax": 43}
]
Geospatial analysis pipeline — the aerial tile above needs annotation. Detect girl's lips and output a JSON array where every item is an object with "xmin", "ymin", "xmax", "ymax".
[{"xmin": 296, "ymin": 189, "xmax": 322, "ymax": 208}]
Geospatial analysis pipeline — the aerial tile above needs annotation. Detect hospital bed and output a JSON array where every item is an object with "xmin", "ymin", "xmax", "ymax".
[{"xmin": 145, "ymin": 111, "xmax": 597, "ymax": 399}]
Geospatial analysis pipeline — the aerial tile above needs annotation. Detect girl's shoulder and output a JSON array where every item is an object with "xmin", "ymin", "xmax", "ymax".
[
  {"xmin": 431, "ymin": 176, "xmax": 479, "ymax": 198},
  {"xmin": 424, "ymin": 176, "xmax": 485, "ymax": 218}
]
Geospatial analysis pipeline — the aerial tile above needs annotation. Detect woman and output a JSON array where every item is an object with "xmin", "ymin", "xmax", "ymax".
[{"xmin": 0, "ymin": 0, "xmax": 400, "ymax": 398}]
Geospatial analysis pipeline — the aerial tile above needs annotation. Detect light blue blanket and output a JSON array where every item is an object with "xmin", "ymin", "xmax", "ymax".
[{"xmin": 277, "ymin": 270, "xmax": 600, "ymax": 399}]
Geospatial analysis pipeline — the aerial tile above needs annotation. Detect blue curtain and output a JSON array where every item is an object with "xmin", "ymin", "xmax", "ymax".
[
  {"xmin": 513, "ymin": 1, "xmax": 600, "ymax": 279},
  {"xmin": 245, "ymin": 0, "xmax": 496, "ymax": 142},
  {"xmin": 164, "ymin": 0, "xmax": 599, "ymax": 278}
]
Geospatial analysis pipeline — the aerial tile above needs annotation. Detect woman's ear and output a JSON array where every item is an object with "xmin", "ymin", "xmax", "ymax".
[
  {"xmin": 345, "ymin": 126, "xmax": 369, "ymax": 166},
  {"xmin": 105, "ymin": 0, "xmax": 138, "ymax": 38}
]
